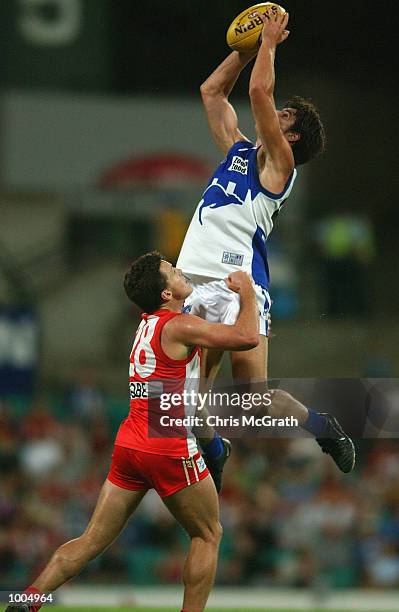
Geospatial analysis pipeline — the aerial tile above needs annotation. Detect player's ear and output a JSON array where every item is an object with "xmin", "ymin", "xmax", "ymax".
[
  {"xmin": 287, "ymin": 131, "xmax": 300, "ymax": 143},
  {"xmin": 161, "ymin": 288, "xmax": 173, "ymax": 302}
]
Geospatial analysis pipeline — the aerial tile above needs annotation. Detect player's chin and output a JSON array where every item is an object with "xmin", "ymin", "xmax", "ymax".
[{"xmin": 180, "ymin": 275, "xmax": 192, "ymax": 292}]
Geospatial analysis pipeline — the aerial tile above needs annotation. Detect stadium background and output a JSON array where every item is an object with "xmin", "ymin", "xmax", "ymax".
[{"xmin": 0, "ymin": 0, "xmax": 398, "ymax": 609}]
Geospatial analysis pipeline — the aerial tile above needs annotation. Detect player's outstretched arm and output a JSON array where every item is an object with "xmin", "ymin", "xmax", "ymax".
[
  {"xmin": 166, "ymin": 272, "xmax": 259, "ymax": 351},
  {"xmin": 249, "ymin": 11, "xmax": 294, "ymax": 174},
  {"xmin": 200, "ymin": 51, "xmax": 255, "ymax": 155}
]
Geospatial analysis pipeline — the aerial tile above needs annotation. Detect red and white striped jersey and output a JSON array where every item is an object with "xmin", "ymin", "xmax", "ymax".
[{"xmin": 115, "ymin": 309, "xmax": 200, "ymax": 457}]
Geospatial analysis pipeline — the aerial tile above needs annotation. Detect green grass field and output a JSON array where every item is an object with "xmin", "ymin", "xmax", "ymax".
[
  {"xmin": 22, "ymin": 608, "xmax": 396, "ymax": 612},
  {"xmin": 1, "ymin": 608, "xmax": 313, "ymax": 612}
]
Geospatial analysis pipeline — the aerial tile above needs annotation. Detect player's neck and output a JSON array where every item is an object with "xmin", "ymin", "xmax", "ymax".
[{"xmin": 159, "ymin": 300, "xmax": 184, "ymax": 313}]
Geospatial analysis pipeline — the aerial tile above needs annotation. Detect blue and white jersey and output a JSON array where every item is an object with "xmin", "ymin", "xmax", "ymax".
[{"xmin": 177, "ymin": 140, "xmax": 297, "ymax": 290}]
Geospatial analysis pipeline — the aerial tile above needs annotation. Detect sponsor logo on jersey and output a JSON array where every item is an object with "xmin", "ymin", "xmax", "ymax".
[
  {"xmin": 196, "ymin": 456, "xmax": 207, "ymax": 473},
  {"xmin": 222, "ymin": 251, "xmax": 244, "ymax": 266},
  {"xmin": 129, "ymin": 381, "xmax": 148, "ymax": 399},
  {"xmin": 228, "ymin": 155, "xmax": 248, "ymax": 175}
]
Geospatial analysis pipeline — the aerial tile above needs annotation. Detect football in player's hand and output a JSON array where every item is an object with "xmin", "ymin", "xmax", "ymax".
[{"xmin": 226, "ymin": 2, "xmax": 286, "ymax": 53}]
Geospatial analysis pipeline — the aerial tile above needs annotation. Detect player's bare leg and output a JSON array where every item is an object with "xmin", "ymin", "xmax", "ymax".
[
  {"xmin": 196, "ymin": 347, "xmax": 225, "ymax": 443},
  {"xmin": 163, "ymin": 475, "xmax": 222, "ymax": 612},
  {"xmin": 230, "ymin": 336, "xmax": 355, "ymax": 472},
  {"xmin": 230, "ymin": 334, "xmax": 268, "ymax": 380},
  {"xmin": 231, "ymin": 336, "xmax": 308, "ymax": 422},
  {"xmin": 230, "ymin": 334, "xmax": 325, "ymax": 423},
  {"xmin": 200, "ymin": 348, "xmax": 225, "ymax": 389},
  {"xmin": 31, "ymin": 480, "xmax": 145, "ymax": 594},
  {"xmin": 195, "ymin": 348, "xmax": 231, "ymax": 492}
]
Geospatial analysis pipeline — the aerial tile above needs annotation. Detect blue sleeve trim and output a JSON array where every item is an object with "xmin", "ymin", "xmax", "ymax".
[
  {"xmin": 257, "ymin": 169, "xmax": 296, "ymax": 200},
  {"xmin": 251, "ymin": 148, "xmax": 297, "ymax": 200},
  {"xmin": 229, "ymin": 139, "xmax": 254, "ymax": 154}
]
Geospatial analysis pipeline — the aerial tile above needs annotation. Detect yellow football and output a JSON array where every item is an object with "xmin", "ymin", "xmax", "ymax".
[{"xmin": 226, "ymin": 2, "xmax": 287, "ymax": 53}]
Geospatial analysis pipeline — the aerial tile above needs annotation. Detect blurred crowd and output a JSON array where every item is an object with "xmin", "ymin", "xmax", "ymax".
[{"xmin": 1, "ymin": 391, "xmax": 399, "ymax": 591}]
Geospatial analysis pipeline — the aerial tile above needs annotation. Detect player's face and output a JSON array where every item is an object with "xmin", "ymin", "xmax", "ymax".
[
  {"xmin": 277, "ymin": 107, "xmax": 297, "ymax": 134},
  {"xmin": 160, "ymin": 260, "xmax": 192, "ymax": 301},
  {"xmin": 255, "ymin": 108, "xmax": 298, "ymax": 146}
]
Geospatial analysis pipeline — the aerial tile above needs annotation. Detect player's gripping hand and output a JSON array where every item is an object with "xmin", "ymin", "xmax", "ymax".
[
  {"xmin": 254, "ymin": 9, "xmax": 289, "ymax": 46},
  {"xmin": 225, "ymin": 271, "xmax": 254, "ymax": 294}
]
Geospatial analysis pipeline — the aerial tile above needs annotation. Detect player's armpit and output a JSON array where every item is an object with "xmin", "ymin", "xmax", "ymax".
[{"xmin": 167, "ymin": 314, "xmax": 257, "ymax": 351}]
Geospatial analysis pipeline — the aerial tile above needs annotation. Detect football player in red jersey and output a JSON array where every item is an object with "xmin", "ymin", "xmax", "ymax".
[{"xmin": 9, "ymin": 252, "xmax": 259, "ymax": 612}]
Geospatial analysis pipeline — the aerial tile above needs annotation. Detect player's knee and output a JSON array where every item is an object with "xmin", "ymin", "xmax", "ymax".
[
  {"xmin": 214, "ymin": 520, "xmax": 223, "ymax": 543},
  {"xmin": 268, "ymin": 389, "xmax": 294, "ymax": 418},
  {"xmin": 51, "ymin": 540, "xmax": 89, "ymax": 578},
  {"xmin": 201, "ymin": 520, "xmax": 223, "ymax": 547}
]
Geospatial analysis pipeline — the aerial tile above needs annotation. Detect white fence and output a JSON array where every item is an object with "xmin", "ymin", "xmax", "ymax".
[{"xmin": 57, "ymin": 586, "xmax": 399, "ymax": 610}]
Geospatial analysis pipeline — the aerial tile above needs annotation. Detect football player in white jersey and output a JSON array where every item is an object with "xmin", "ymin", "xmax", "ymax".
[{"xmin": 178, "ymin": 11, "xmax": 355, "ymax": 474}]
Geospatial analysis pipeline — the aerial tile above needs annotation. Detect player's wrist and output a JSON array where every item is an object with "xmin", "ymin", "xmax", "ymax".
[
  {"xmin": 240, "ymin": 284, "xmax": 256, "ymax": 298},
  {"xmin": 260, "ymin": 35, "xmax": 277, "ymax": 50}
]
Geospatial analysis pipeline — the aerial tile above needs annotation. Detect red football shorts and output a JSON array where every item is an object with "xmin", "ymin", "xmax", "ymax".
[{"xmin": 107, "ymin": 445, "xmax": 210, "ymax": 498}]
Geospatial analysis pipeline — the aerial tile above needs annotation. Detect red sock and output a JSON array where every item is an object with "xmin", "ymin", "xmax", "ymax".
[{"xmin": 24, "ymin": 586, "xmax": 43, "ymax": 612}]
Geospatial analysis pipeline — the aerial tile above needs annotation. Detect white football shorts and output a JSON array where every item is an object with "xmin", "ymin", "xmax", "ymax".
[{"xmin": 183, "ymin": 274, "xmax": 271, "ymax": 337}]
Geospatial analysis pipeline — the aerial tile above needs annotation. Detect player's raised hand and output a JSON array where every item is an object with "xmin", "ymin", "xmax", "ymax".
[
  {"xmin": 225, "ymin": 271, "xmax": 254, "ymax": 293},
  {"xmin": 255, "ymin": 10, "xmax": 289, "ymax": 46}
]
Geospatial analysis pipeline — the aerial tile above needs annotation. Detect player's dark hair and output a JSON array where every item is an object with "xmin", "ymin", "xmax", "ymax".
[
  {"xmin": 124, "ymin": 251, "xmax": 167, "ymax": 313},
  {"xmin": 284, "ymin": 96, "xmax": 326, "ymax": 166}
]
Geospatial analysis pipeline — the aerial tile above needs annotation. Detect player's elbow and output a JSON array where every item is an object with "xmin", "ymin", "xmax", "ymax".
[
  {"xmin": 233, "ymin": 333, "xmax": 259, "ymax": 351},
  {"xmin": 249, "ymin": 84, "xmax": 268, "ymax": 100},
  {"xmin": 200, "ymin": 81, "xmax": 224, "ymax": 100},
  {"xmin": 200, "ymin": 82, "xmax": 213, "ymax": 98},
  {"xmin": 244, "ymin": 334, "xmax": 259, "ymax": 350}
]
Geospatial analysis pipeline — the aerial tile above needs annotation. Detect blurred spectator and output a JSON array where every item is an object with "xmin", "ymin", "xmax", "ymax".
[
  {"xmin": 19, "ymin": 399, "xmax": 64, "ymax": 480},
  {"xmin": 0, "ymin": 400, "xmax": 19, "ymax": 471},
  {"xmin": 364, "ymin": 542, "xmax": 399, "ymax": 588},
  {"xmin": 19, "ymin": 437, "xmax": 64, "ymax": 480},
  {"xmin": 156, "ymin": 201, "xmax": 188, "ymax": 265},
  {"xmin": 314, "ymin": 213, "xmax": 375, "ymax": 317},
  {"xmin": 267, "ymin": 234, "xmax": 298, "ymax": 319},
  {"xmin": 20, "ymin": 398, "xmax": 58, "ymax": 439},
  {"xmin": 67, "ymin": 366, "xmax": 106, "ymax": 423}
]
